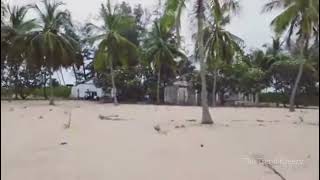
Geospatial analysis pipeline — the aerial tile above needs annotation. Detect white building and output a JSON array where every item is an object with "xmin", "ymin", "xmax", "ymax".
[{"xmin": 70, "ymin": 80, "xmax": 104, "ymax": 99}]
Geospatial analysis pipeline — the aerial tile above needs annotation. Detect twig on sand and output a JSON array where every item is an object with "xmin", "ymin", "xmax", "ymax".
[
  {"xmin": 186, "ymin": 119, "xmax": 197, "ymax": 122},
  {"xmin": 99, "ymin": 114, "xmax": 125, "ymax": 121},
  {"xmin": 254, "ymin": 157, "xmax": 286, "ymax": 180},
  {"xmin": 153, "ymin": 125, "xmax": 168, "ymax": 135},
  {"xmin": 64, "ymin": 112, "xmax": 72, "ymax": 129},
  {"xmin": 175, "ymin": 125, "xmax": 186, "ymax": 129},
  {"xmin": 154, "ymin": 125, "xmax": 161, "ymax": 132},
  {"xmin": 60, "ymin": 142, "xmax": 68, "ymax": 145},
  {"xmin": 298, "ymin": 116, "xmax": 304, "ymax": 123}
]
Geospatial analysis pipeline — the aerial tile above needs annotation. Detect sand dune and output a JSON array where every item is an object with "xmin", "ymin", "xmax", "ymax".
[{"xmin": 1, "ymin": 100, "xmax": 319, "ymax": 180}]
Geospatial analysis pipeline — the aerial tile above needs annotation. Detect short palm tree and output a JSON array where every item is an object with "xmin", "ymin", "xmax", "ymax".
[
  {"xmin": 144, "ymin": 21, "xmax": 186, "ymax": 104},
  {"xmin": 263, "ymin": 0, "xmax": 319, "ymax": 112},
  {"xmin": 25, "ymin": 0, "xmax": 82, "ymax": 105},
  {"xmin": 86, "ymin": 0, "xmax": 137, "ymax": 105}
]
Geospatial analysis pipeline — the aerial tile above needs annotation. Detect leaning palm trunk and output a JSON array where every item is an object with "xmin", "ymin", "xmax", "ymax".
[
  {"xmin": 72, "ymin": 65, "xmax": 79, "ymax": 85},
  {"xmin": 109, "ymin": 60, "xmax": 118, "ymax": 105},
  {"xmin": 176, "ymin": 22, "xmax": 181, "ymax": 47},
  {"xmin": 212, "ymin": 69, "xmax": 217, "ymax": 107},
  {"xmin": 49, "ymin": 69, "xmax": 54, "ymax": 105},
  {"xmin": 156, "ymin": 69, "xmax": 161, "ymax": 104},
  {"xmin": 42, "ymin": 70, "xmax": 48, "ymax": 99},
  {"xmin": 289, "ymin": 62, "xmax": 304, "ymax": 112},
  {"xmin": 197, "ymin": 1, "xmax": 213, "ymax": 124},
  {"xmin": 59, "ymin": 68, "xmax": 65, "ymax": 85}
]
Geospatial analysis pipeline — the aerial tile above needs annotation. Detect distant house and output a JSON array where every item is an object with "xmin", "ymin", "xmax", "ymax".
[
  {"xmin": 70, "ymin": 80, "xmax": 104, "ymax": 99},
  {"xmin": 164, "ymin": 79, "xmax": 198, "ymax": 105}
]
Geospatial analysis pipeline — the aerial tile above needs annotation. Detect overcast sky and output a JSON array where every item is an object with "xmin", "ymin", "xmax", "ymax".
[{"xmin": 9, "ymin": 0, "xmax": 281, "ymax": 84}]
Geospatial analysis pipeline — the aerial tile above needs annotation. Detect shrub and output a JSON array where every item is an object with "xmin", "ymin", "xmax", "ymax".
[
  {"xmin": 32, "ymin": 86, "xmax": 71, "ymax": 98},
  {"xmin": 259, "ymin": 92, "xmax": 319, "ymax": 106}
]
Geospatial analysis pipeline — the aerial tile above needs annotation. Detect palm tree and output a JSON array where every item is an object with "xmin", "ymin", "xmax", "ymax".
[
  {"xmin": 144, "ymin": 21, "xmax": 186, "ymax": 104},
  {"xmin": 25, "ymin": 0, "xmax": 82, "ymax": 105},
  {"xmin": 1, "ymin": 5, "xmax": 37, "ymax": 56},
  {"xmin": 162, "ymin": 0, "xmax": 186, "ymax": 46},
  {"xmin": 162, "ymin": 0, "xmax": 241, "ymax": 124},
  {"xmin": 263, "ymin": 0, "xmax": 319, "ymax": 112},
  {"xmin": 203, "ymin": 0, "xmax": 243, "ymax": 106},
  {"xmin": 86, "ymin": 0, "xmax": 137, "ymax": 105},
  {"xmin": 1, "ymin": 5, "xmax": 38, "ymax": 100},
  {"xmin": 195, "ymin": 0, "xmax": 213, "ymax": 124},
  {"xmin": 1, "ymin": 1, "xmax": 7, "ymax": 25}
]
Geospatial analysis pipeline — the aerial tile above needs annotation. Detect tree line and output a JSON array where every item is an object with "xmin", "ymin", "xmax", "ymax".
[{"xmin": 1, "ymin": 0, "xmax": 319, "ymax": 124}]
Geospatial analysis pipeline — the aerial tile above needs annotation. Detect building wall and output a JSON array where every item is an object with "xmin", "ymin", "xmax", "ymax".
[
  {"xmin": 70, "ymin": 84, "xmax": 104, "ymax": 98},
  {"xmin": 164, "ymin": 86, "xmax": 197, "ymax": 105}
]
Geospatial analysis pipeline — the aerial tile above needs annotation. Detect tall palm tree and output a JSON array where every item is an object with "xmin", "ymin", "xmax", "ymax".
[
  {"xmin": 195, "ymin": 0, "xmax": 213, "ymax": 124},
  {"xmin": 86, "ymin": 0, "xmax": 137, "ymax": 105},
  {"xmin": 1, "ymin": 5, "xmax": 38, "ymax": 99},
  {"xmin": 1, "ymin": 5, "xmax": 37, "ymax": 56},
  {"xmin": 25, "ymin": 0, "xmax": 82, "ymax": 105},
  {"xmin": 203, "ymin": 0, "xmax": 243, "ymax": 106},
  {"xmin": 1, "ymin": 1, "xmax": 7, "ymax": 25},
  {"xmin": 144, "ymin": 21, "xmax": 186, "ymax": 104},
  {"xmin": 162, "ymin": 0, "xmax": 186, "ymax": 46},
  {"xmin": 162, "ymin": 0, "xmax": 241, "ymax": 124},
  {"xmin": 263, "ymin": 0, "xmax": 319, "ymax": 112}
]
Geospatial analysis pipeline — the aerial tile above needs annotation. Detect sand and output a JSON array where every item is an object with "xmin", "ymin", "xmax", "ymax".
[{"xmin": 1, "ymin": 100, "xmax": 319, "ymax": 180}]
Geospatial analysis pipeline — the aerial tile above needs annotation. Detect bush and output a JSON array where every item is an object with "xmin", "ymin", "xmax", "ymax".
[
  {"xmin": 259, "ymin": 92, "xmax": 319, "ymax": 106},
  {"xmin": 32, "ymin": 86, "xmax": 71, "ymax": 98},
  {"xmin": 1, "ymin": 86, "xmax": 71, "ymax": 99}
]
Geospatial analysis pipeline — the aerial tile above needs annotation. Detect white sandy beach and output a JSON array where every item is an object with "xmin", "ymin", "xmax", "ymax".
[{"xmin": 1, "ymin": 100, "xmax": 319, "ymax": 180}]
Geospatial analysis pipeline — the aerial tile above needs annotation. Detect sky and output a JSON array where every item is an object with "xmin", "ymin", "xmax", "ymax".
[{"xmin": 9, "ymin": 0, "xmax": 281, "ymax": 85}]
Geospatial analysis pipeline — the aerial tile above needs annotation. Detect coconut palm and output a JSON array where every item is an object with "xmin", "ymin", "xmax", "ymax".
[
  {"xmin": 86, "ymin": 0, "xmax": 137, "ymax": 105},
  {"xmin": 161, "ymin": 0, "xmax": 241, "ymax": 124},
  {"xmin": 195, "ymin": 0, "xmax": 213, "ymax": 124},
  {"xmin": 162, "ymin": 0, "xmax": 186, "ymax": 46},
  {"xmin": 1, "ymin": 5, "xmax": 37, "ymax": 57},
  {"xmin": 1, "ymin": 1, "xmax": 7, "ymax": 25},
  {"xmin": 263, "ymin": 0, "xmax": 319, "ymax": 112},
  {"xmin": 1, "ymin": 5, "xmax": 38, "ymax": 100},
  {"xmin": 24, "ymin": 0, "xmax": 82, "ymax": 105},
  {"xmin": 144, "ymin": 21, "xmax": 186, "ymax": 104},
  {"xmin": 163, "ymin": 0, "xmax": 213, "ymax": 124},
  {"xmin": 203, "ymin": 0, "xmax": 243, "ymax": 106}
]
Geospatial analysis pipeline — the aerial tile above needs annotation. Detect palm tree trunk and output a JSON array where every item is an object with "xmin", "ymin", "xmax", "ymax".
[
  {"xmin": 43, "ymin": 72, "xmax": 48, "ymax": 99},
  {"xmin": 49, "ymin": 69, "xmax": 54, "ymax": 105},
  {"xmin": 59, "ymin": 68, "xmax": 65, "ymax": 85},
  {"xmin": 72, "ymin": 65, "xmax": 78, "ymax": 85},
  {"xmin": 83, "ymin": 64, "xmax": 87, "ymax": 81},
  {"xmin": 255, "ymin": 92, "xmax": 259, "ymax": 104},
  {"xmin": 289, "ymin": 62, "xmax": 304, "ymax": 112},
  {"xmin": 212, "ymin": 69, "xmax": 217, "ymax": 107},
  {"xmin": 197, "ymin": 0, "xmax": 213, "ymax": 124},
  {"xmin": 43, "ymin": 86, "xmax": 48, "ymax": 99},
  {"xmin": 176, "ymin": 22, "xmax": 181, "ymax": 47},
  {"xmin": 157, "ymin": 69, "xmax": 161, "ymax": 104},
  {"xmin": 109, "ymin": 60, "xmax": 118, "ymax": 105}
]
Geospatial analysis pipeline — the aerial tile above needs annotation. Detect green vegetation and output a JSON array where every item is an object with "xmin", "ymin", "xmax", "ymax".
[
  {"xmin": 1, "ymin": 86, "xmax": 71, "ymax": 99},
  {"xmin": 1, "ymin": 0, "xmax": 319, "ymax": 123}
]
